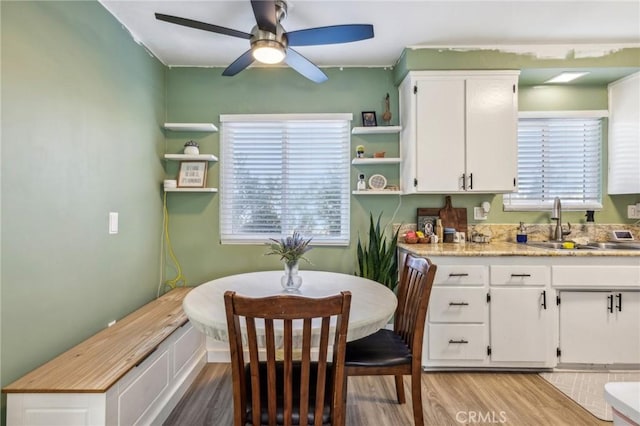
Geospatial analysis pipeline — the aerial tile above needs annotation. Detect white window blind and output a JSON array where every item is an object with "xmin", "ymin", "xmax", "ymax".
[
  {"xmin": 504, "ymin": 116, "xmax": 603, "ymax": 211},
  {"xmin": 220, "ymin": 114, "xmax": 351, "ymax": 245}
]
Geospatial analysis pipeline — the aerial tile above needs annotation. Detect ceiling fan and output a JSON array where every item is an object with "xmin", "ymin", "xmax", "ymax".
[{"xmin": 155, "ymin": 0, "xmax": 374, "ymax": 83}]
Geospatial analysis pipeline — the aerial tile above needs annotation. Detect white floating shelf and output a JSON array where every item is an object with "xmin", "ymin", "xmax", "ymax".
[
  {"xmin": 352, "ymin": 190, "xmax": 402, "ymax": 195},
  {"xmin": 164, "ymin": 187, "xmax": 218, "ymax": 193},
  {"xmin": 163, "ymin": 123, "xmax": 218, "ymax": 132},
  {"xmin": 164, "ymin": 154, "xmax": 218, "ymax": 161},
  {"xmin": 352, "ymin": 126, "xmax": 402, "ymax": 135},
  {"xmin": 352, "ymin": 157, "xmax": 401, "ymax": 165}
]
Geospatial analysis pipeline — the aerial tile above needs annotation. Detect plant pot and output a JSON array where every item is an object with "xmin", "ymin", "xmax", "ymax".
[{"xmin": 281, "ymin": 261, "xmax": 302, "ymax": 292}]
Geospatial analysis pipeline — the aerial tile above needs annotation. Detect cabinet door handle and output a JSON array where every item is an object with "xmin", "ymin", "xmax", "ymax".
[
  {"xmin": 541, "ymin": 290, "xmax": 547, "ymax": 310},
  {"xmin": 449, "ymin": 339, "xmax": 469, "ymax": 344},
  {"xmin": 449, "ymin": 302, "xmax": 469, "ymax": 306},
  {"xmin": 511, "ymin": 273, "xmax": 531, "ymax": 277},
  {"xmin": 461, "ymin": 173, "xmax": 466, "ymax": 190},
  {"xmin": 449, "ymin": 273, "xmax": 469, "ymax": 277},
  {"xmin": 469, "ymin": 173, "xmax": 473, "ymax": 190},
  {"xmin": 616, "ymin": 293, "xmax": 622, "ymax": 312},
  {"xmin": 607, "ymin": 294, "xmax": 614, "ymax": 313}
]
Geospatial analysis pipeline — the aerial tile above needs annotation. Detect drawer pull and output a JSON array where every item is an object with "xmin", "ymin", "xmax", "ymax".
[
  {"xmin": 511, "ymin": 273, "xmax": 531, "ymax": 277},
  {"xmin": 616, "ymin": 293, "xmax": 622, "ymax": 312},
  {"xmin": 449, "ymin": 273, "xmax": 469, "ymax": 277},
  {"xmin": 449, "ymin": 302, "xmax": 469, "ymax": 306},
  {"xmin": 541, "ymin": 290, "xmax": 547, "ymax": 310},
  {"xmin": 607, "ymin": 294, "xmax": 614, "ymax": 313},
  {"xmin": 449, "ymin": 339, "xmax": 469, "ymax": 344}
]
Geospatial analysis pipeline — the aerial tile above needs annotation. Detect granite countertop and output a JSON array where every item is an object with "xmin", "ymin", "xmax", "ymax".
[{"xmin": 397, "ymin": 241, "xmax": 640, "ymax": 257}]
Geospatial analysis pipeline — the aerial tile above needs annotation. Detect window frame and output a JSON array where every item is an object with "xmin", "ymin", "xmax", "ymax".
[
  {"xmin": 219, "ymin": 113, "xmax": 352, "ymax": 245},
  {"xmin": 503, "ymin": 110, "xmax": 607, "ymax": 212}
]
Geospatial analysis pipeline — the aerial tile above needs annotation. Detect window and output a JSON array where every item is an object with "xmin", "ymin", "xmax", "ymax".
[
  {"xmin": 220, "ymin": 114, "xmax": 351, "ymax": 245},
  {"xmin": 504, "ymin": 112, "xmax": 605, "ymax": 211}
]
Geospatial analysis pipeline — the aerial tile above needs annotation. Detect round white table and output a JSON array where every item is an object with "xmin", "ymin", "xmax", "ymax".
[{"xmin": 183, "ymin": 270, "xmax": 397, "ymax": 344}]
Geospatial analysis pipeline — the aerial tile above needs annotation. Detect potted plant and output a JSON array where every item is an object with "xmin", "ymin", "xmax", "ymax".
[
  {"xmin": 266, "ymin": 231, "xmax": 312, "ymax": 292},
  {"xmin": 356, "ymin": 213, "xmax": 400, "ymax": 291}
]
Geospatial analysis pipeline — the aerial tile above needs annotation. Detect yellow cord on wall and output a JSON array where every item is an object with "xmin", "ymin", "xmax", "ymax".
[{"xmin": 162, "ymin": 192, "xmax": 186, "ymax": 290}]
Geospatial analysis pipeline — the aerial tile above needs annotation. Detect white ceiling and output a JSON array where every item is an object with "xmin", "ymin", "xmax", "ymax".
[{"xmin": 100, "ymin": 0, "xmax": 640, "ymax": 68}]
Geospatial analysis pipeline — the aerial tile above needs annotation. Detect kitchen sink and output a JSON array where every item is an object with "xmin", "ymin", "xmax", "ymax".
[
  {"xmin": 583, "ymin": 242, "xmax": 640, "ymax": 250},
  {"xmin": 526, "ymin": 241, "xmax": 640, "ymax": 251}
]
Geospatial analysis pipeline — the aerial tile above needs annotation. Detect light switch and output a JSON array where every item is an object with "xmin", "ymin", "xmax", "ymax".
[{"xmin": 109, "ymin": 212, "xmax": 119, "ymax": 234}]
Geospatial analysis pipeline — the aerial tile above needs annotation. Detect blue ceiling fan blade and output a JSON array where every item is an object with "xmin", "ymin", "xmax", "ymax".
[
  {"xmin": 286, "ymin": 24, "xmax": 374, "ymax": 46},
  {"xmin": 222, "ymin": 50, "xmax": 255, "ymax": 76},
  {"xmin": 285, "ymin": 48, "xmax": 328, "ymax": 83},
  {"xmin": 251, "ymin": 0, "xmax": 277, "ymax": 33},
  {"xmin": 155, "ymin": 13, "xmax": 251, "ymax": 39}
]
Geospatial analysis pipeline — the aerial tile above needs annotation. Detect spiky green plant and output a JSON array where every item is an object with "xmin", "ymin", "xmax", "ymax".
[
  {"xmin": 356, "ymin": 213, "xmax": 400, "ymax": 290},
  {"xmin": 265, "ymin": 231, "xmax": 313, "ymax": 267}
]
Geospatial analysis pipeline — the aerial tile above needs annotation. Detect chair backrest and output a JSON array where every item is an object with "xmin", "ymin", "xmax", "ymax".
[
  {"xmin": 224, "ymin": 290, "xmax": 352, "ymax": 426},
  {"xmin": 394, "ymin": 254, "xmax": 437, "ymax": 359}
]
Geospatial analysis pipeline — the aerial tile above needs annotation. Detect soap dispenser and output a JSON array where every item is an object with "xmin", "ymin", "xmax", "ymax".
[
  {"xmin": 585, "ymin": 210, "xmax": 595, "ymax": 242},
  {"xmin": 516, "ymin": 222, "xmax": 528, "ymax": 244}
]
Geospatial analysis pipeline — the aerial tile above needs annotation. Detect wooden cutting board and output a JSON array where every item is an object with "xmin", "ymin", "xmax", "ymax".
[{"xmin": 417, "ymin": 196, "xmax": 468, "ymax": 234}]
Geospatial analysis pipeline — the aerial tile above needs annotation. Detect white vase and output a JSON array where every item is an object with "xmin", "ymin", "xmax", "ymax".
[
  {"xmin": 184, "ymin": 146, "xmax": 199, "ymax": 155},
  {"xmin": 281, "ymin": 261, "xmax": 302, "ymax": 292}
]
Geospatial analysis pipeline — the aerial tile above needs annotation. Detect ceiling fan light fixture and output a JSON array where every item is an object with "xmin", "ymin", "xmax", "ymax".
[{"xmin": 252, "ymin": 40, "xmax": 286, "ymax": 64}]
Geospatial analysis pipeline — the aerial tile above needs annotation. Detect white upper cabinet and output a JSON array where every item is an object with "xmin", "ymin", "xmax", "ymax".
[
  {"xmin": 400, "ymin": 71, "xmax": 519, "ymax": 194},
  {"xmin": 608, "ymin": 72, "xmax": 640, "ymax": 195}
]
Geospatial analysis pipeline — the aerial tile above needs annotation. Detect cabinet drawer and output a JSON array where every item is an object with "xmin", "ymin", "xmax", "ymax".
[
  {"xmin": 553, "ymin": 265, "xmax": 640, "ymax": 287},
  {"xmin": 428, "ymin": 288, "xmax": 486, "ymax": 323},
  {"xmin": 490, "ymin": 265, "xmax": 550, "ymax": 286},
  {"xmin": 428, "ymin": 324, "xmax": 486, "ymax": 360},
  {"xmin": 434, "ymin": 265, "xmax": 487, "ymax": 286}
]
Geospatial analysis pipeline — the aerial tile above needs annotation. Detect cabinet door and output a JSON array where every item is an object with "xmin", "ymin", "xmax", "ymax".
[
  {"xmin": 490, "ymin": 287, "xmax": 553, "ymax": 364},
  {"xmin": 559, "ymin": 291, "xmax": 614, "ymax": 364},
  {"xmin": 611, "ymin": 291, "xmax": 640, "ymax": 364},
  {"xmin": 415, "ymin": 78, "xmax": 465, "ymax": 192},
  {"xmin": 466, "ymin": 78, "xmax": 518, "ymax": 192}
]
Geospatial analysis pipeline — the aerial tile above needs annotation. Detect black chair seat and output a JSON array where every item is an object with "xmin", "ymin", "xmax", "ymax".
[
  {"xmin": 345, "ymin": 329, "xmax": 412, "ymax": 367},
  {"xmin": 244, "ymin": 361, "xmax": 333, "ymax": 426}
]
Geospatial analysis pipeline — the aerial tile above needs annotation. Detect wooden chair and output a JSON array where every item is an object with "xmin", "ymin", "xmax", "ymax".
[
  {"xmin": 344, "ymin": 254, "xmax": 436, "ymax": 426},
  {"xmin": 224, "ymin": 290, "xmax": 352, "ymax": 426}
]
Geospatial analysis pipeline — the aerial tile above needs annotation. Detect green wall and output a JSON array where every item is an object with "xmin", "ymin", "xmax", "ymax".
[
  {"xmin": 1, "ymin": 2, "xmax": 639, "ymax": 422},
  {"xmin": 0, "ymin": 1, "xmax": 166, "ymax": 419},
  {"xmin": 164, "ymin": 63, "xmax": 639, "ymax": 287}
]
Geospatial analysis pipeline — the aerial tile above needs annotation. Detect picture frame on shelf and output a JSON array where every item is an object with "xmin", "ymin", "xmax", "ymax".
[
  {"xmin": 361, "ymin": 111, "xmax": 377, "ymax": 127},
  {"xmin": 177, "ymin": 161, "xmax": 207, "ymax": 188}
]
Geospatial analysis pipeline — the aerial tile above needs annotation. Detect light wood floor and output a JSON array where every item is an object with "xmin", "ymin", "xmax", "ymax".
[{"xmin": 165, "ymin": 363, "xmax": 610, "ymax": 425}]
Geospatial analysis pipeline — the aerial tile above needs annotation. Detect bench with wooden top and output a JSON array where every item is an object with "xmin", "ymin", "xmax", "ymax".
[{"xmin": 3, "ymin": 287, "xmax": 206, "ymax": 426}]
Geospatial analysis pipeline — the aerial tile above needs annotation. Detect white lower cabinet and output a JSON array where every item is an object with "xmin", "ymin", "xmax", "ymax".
[
  {"xmin": 7, "ymin": 322, "xmax": 206, "ymax": 426},
  {"xmin": 489, "ymin": 287, "xmax": 555, "ymax": 365},
  {"xmin": 559, "ymin": 291, "xmax": 640, "ymax": 365},
  {"xmin": 406, "ymin": 253, "xmax": 640, "ymax": 370},
  {"xmin": 488, "ymin": 264, "xmax": 555, "ymax": 366}
]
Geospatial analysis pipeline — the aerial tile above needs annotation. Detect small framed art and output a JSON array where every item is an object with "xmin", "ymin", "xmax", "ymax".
[
  {"xmin": 177, "ymin": 161, "xmax": 207, "ymax": 188},
  {"xmin": 361, "ymin": 111, "xmax": 377, "ymax": 127}
]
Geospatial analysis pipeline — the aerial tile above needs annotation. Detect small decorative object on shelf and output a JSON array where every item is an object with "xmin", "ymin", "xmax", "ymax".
[
  {"xmin": 177, "ymin": 161, "xmax": 207, "ymax": 188},
  {"xmin": 183, "ymin": 140, "xmax": 199, "ymax": 155},
  {"xmin": 265, "ymin": 231, "xmax": 312, "ymax": 292},
  {"xmin": 356, "ymin": 144, "xmax": 365, "ymax": 158},
  {"xmin": 368, "ymin": 174, "xmax": 387, "ymax": 190},
  {"xmin": 357, "ymin": 173, "xmax": 367, "ymax": 191},
  {"xmin": 382, "ymin": 93, "xmax": 392, "ymax": 125},
  {"xmin": 361, "ymin": 111, "xmax": 377, "ymax": 127},
  {"xmin": 374, "ymin": 151, "xmax": 386, "ymax": 158}
]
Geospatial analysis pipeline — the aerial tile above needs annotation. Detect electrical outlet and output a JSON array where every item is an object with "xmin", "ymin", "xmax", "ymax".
[
  {"xmin": 474, "ymin": 207, "xmax": 488, "ymax": 220},
  {"xmin": 628, "ymin": 205, "xmax": 640, "ymax": 219}
]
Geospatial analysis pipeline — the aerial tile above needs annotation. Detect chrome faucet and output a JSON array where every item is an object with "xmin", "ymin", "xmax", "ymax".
[{"xmin": 551, "ymin": 197, "xmax": 571, "ymax": 241}]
